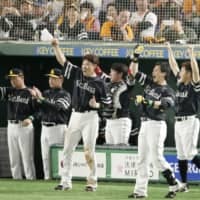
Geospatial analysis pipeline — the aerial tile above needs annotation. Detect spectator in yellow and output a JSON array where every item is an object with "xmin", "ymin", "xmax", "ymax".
[
  {"xmin": 100, "ymin": 6, "xmax": 134, "ymax": 42},
  {"xmin": 80, "ymin": 1, "xmax": 100, "ymax": 32},
  {"xmin": 183, "ymin": 0, "xmax": 200, "ymax": 16},
  {"xmin": 100, "ymin": 3, "xmax": 117, "ymax": 40}
]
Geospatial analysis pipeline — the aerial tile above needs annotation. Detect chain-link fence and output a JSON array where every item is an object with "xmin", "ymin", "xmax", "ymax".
[{"xmin": 0, "ymin": 0, "xmax": 199, "ymax": 43}]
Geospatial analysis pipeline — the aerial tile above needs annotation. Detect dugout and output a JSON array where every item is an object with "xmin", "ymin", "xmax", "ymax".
[{"xmin": 0, "ymin": 41, "xmax": 200, "ymax": 179}]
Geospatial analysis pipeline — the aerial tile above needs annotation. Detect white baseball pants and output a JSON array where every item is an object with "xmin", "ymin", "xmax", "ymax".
[
  {"xmin": 105, "ymin": 117, "xmax": 132, "ymax": 145},
  {"xmin": 7, "ymin": 122, "xmax": 36, "ymax": 180},
  {"xmin": 60, "ymin": 111, "xmax": 99, "ymax": 188},
  {"xmin": 41, "ymin": 124, "xmax": 66, "ymax": 180},
  {"xmin": 134, "ymin": 120, "xmax": 172, "ymax": 196},
  {"xmin": 175, "ymin": 116, "xmax": 200, "ymax": 160}
]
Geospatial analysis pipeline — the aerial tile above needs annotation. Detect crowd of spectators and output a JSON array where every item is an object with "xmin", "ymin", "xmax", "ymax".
[{"xmin": 0, "ymin": 0, "xmax": 200, "ymax": 43}]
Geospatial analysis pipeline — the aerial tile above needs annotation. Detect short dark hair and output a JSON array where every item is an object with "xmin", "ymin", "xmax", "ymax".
[
  {"xmin": 106, "ymin": 3, "xmax": 116, "ymax": 11},
  {"xmin": 111, "ymin": 63, "xmax": 128, "ymax": 79},
  {"xmin": 155, "ymin": 62, "xmax": 171, "ymax": 80},
  {"xmin": 181, "ymin": 61, "xmax": 192, "ymax": 73},
  {"xmin": 82, "ymin": 54, "xmax": 100, "ymax": 65},
  {"xmin": 80, "ymin": 2, "xmax": 94, "ymax": 13}
]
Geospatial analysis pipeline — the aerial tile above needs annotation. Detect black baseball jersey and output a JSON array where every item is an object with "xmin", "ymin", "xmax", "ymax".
[
  {"xmin": 63, "ymin": 61, "xmax": 111, "ymax": 111},
  {"xmin": 175, "ymin": 78, "xmax": 200, "ymax": 116},
  {"xmin": 39, "ymin": 88, "xmax": 71, "ymax": 124},
  {"xmin": 0, "ymin": 87, "xmax": 35, "ymax": 120},
  {"xmin": 60, "ymin": 19, "xmax": 88, "ymax": 40},
  {"xmin": 135, "ymin": 72, "xmax": 175, "ymax": 120},
  {"xmin": 101, "ymin": 77, "xmax": 134, "ymax": 119}
]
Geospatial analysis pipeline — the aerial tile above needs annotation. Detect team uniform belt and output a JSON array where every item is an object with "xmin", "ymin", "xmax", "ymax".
[
  {"xmin": 42, "ymin": 122, "xmax": 64, "ymax": 127},
  {"xmin": 140, "ymin": 117, "xmax": 164, "ymax": 122},
  {"xmin": 8, "ymin": 120, "xmax": 21, "ymax": 124},
  {"xmin": 72, "ymin": 108, "xmax": 96, "ymax": 113},
  {"xmin": 141, "ymin": 117, "xmax": 151, "ymax": 121},
  {"xmin": 175, "ymin": 115, "xmax": 196, "ymax": 122}
]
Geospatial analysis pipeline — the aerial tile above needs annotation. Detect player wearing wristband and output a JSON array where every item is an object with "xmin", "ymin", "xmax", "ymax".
[
  {"xmin": 128, "ymin": 46, "xmax": 181, "ymax": 199},
  {"xmin": 51, "ymin": 38, "xmax": 111, "ymax": 192}
]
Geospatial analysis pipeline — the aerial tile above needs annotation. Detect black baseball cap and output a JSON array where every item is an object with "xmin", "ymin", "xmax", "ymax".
[
  {"xmin": 45, "ymin": 68, "xmax": 63, "ymax": 78},
  {"xmin": 7, "ymin": 68, "xmax": 24, "ymax": 78}
]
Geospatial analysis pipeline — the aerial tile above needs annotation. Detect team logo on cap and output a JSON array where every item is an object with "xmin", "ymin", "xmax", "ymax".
[
  {"xmin": 9, "ymin": 70, "xmax": 13, "ymax": 75},
  {"xmin": 50, "ymin": 69, "xmax": 55, "ymax": 75}
]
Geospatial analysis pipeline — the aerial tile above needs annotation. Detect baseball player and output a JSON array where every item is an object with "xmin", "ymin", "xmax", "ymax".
[
  {"xmin": 0, "ymin": 68, "xmax": 36, "ymax": 180},
  {"xmin": 128, "ymin": 47, "xmax": 180, "ymax": 199},
  {"xmin": 29, "ymin": 68, "xmax": 71, "ymax": 180},
  {"xmin": 97, "ymin": 63, "xmax": 133, "ymax": 145},
  {"xmin": 167, "ymin": 43, "xmax": 200, "ymax": 192},
  {"xmin": 52, "ymin": 38, "xmax": 111, "ymax": 191}
]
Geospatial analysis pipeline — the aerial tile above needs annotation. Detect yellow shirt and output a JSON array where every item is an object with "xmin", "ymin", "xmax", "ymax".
[
  {"xmin": 183, "ymin": 0, "xmax": 200, "ymax": 15},
  {"xmin": 100, "ymin": 21, "xmax": 134, "ymax": 41}
]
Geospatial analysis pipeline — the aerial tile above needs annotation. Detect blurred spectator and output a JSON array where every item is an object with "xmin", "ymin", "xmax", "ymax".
[
  {"xmin": 80, "ymin": 1, "xmax": 100, "ymax": 33},
  {"xmin": 55, "ymin": 0, "xmax": 80, "ymax": 26},
  {"xmin": 183, "ymin": 0, "xmax": 200, "ymax": 40},
  {"xmin": 1, "ymin": 0, "xmax": 21, "ymax": 17},
  {"xmin": 100, "ymin": 7, "xmax": 133, "ymax": 41},
  {"xmin": 183, "ymin": 0, "xmax": 200, "ymax": 17},
  {"xmin": 59, "ymin": 3, "xmax": 88, "ymax": 40},
  {"xmin": 1, "ymin": 0, "xmax": 35, "ymax": 40},
  {"xmin": 46, "ymin": 0, "xmax": 64, "ymax": 23},
  {"xmin": 129, "ymin": 0, "xmax": 157, "ymax": 42},
  {"xmin": 30, "ymin": 0, "xmax": 55, "ymax": 39},
  {"xmin": 101, "ymin": 0, "xmax": 114, "ymax": 11},
  {"xmin": 80, "ymin": 0, "xmax": 102, "ymax": 18},
  {"xmin": 33, "ymin": 0, "xmax": 47, "ymax": 17},
  {"xmin": 150, "ymin": 0, "xmax": 169, "ymax": 26},
  {"xmin": 115, "ymin": 0, "xmax": 136, "ymax": 12},
  {"xmin": 100, "ymin": 3, "xmax": 117, "ymax": 40},
  {"xmin": 156, "ymin": 20, "xmax": 186, "ymax": 43},
  {"xmin": 105, "ymin": 2, "xmax": 118, "ymax": 22},
  {"xmin": 155, "ymin": 1, "xmax": 198, "ymax": 43},
  {"xmin": 0, "ymin": 0, "xmax": 15, "ymax": 39}
]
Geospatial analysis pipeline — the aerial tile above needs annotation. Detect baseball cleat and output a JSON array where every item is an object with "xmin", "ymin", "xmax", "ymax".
[
  {"xmin": 179, "ymin": 183, "xmax": 189, "ymax": 193},
  {"xmin": 128, "ymin": 193, "xmax": 146, "ymax": 198},
  {"xmin": 62, "ymin": 185, "xmax": 72, "ymax": 191},
  {"xmin": 54, "ymin": 184, "xmax": 63, "ymax": 190},
  {"xmin": 165, "ymin": 191, "xmax": 176, "ymax": 198},
  {"xmin": 85, "ymin": 185, "xmax": 97, "ymax": 192},
  {"xmin": 54, "ymin": 184, "xmax": 72, "ymax": 191}
]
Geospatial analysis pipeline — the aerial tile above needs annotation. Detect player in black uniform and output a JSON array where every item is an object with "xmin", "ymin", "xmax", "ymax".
[
  {"xmin": 128, "ymin": 47, "xmax": 180, "ymax": 199},
  {"xmin": 29, "ymin": 68, "xmax": 71, "ymax": 180},
  {"xmin": 96, "ymin": 63, "xmax": 134, "ymax": 145},
  {"xmin": 0, "ymin": 68, "xmax": 36, "ymax": 180},
  {"xmin": 51, "ymin": 38, "xmax": 111, "ymax": 191},
  {"xmin": 167, "ymin": 43, "xmax": 200, "ymax": 192}
]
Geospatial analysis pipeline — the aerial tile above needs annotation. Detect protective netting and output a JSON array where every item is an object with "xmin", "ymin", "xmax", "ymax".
[{"xmin": 0, "ymin": 0, "xmax": 199, "ymax": 44}]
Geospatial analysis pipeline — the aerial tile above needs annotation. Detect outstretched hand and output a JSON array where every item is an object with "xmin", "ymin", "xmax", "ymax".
[
  {"xmin": 187, "ymin": 45, "xmax": 194, "ymax": 56},
  {"xmin": 165, "ymin": 42, "xmax": 171, "ymax": 50},
  {"xmin": 28, "ymin": 86, "xmax": 42, "ymax": 99},
  {"xmin": 51, "ymin": 38, "xmax": 59, "ymax": 47},
  {"xmin": 89, "ymin": 96, "xmax": 100, "ymax": 109}
]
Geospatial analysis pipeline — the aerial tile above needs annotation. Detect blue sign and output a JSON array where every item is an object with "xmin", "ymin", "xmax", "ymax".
[
  {"xmin": 165, "ymin": 155, "xmax": 200, "ymax": 181},
  {"xmin": 34, "ymin": 44, "xmax": 200, "ymax": 60}
]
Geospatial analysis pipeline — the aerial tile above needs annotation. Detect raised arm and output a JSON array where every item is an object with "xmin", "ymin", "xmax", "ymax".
[
  {"xmin": 129, "ymin": 61, "xmax": 138, "ymax": 77},
  {"xmin": 166, "ymin": 42, "xmax": 180, "ymax": 77},
  {"xmin": 128, "ymin": 44, "xmax": 144, "ymax": 77},
  {"xmin": 51, "ymin": 38, "xmax": 66, "ymax": 67},
  {"xmin": 188, "ymin": 46, "xmax": 200, "ymax": 83}
]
